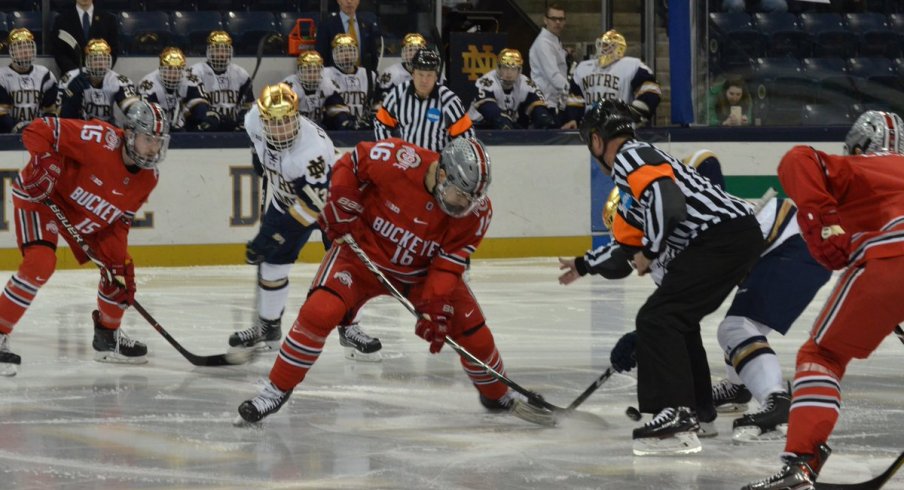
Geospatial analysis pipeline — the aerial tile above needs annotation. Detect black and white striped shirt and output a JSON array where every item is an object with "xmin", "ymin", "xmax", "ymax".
[
  {"xmin": 374, "ymin": 81, "xmax": 474, "ymax": 152},
  {"xmin": 612, "ymin": 140, "xmax": 754, "ymax": 262}
]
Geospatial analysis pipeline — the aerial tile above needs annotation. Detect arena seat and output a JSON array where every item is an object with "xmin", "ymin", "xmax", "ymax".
[
  {"xmin": 6, "ymin": 10, "xmax": 41, "ymax": 45},
  {"xmin": 119, "ymin": 11, "xmax": 171, "ymax": 56},
  {"xmin": 845, "ymin": 13, "xmax": 900, "ymax": 58},
  {"xmin": 223, "ymin": 11, "xmax": 280, "ymax": 55},
  {"xmin": 709, "ymin": 13, "xmax": 766, "ymax": 75},
  {"xmin": 750, "ymin": 57, "xmax": 808, "ymax": 125},
  {"xmin": 801, "ymin": 104, "xmax": 853, "ymax": 126},
  {"xmin": 248, "ymin": 0, "xmax": 298, "ymax": 10},
  {"xmin": 0, "ymin": 1, "xmax": 36, "ymax": 10},
  {"xmin": 755, "ymin": 12, "xmax": 812, "ymax": 58},
  {"xmin": 800, "ymin": 13, "xmax": 858, "ymax": 58},
  {"xmin": 170, "ymin": 10, "xmax": 224, "ymax": 56},
  {"xmin": 196, "ymin": 0, "xmax": 245, "ymax": 11}
]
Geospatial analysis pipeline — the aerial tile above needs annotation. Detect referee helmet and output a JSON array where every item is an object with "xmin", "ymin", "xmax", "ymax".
[
  {"xmin": 435, "ymin": 138, "xmax": 492, "ymax": 217},
  {"xmin": 410, "ymin": 48, "xmax": 441, "ymax": 74},
  {"xmin": 580, "ymin": 100, "xmax": 636, "ymax": 170}
]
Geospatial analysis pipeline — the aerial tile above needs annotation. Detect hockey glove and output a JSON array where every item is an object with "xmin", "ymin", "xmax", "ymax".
[
  {"xmin": 318, "ymin": 185, "xmax": 364, "ymax": 242},
  {"xmin": 415, "ymin": 298, "xmax": 454, "ymax": 354},
  {"xmin": 198, "ymin": 111, "xmax": 221, "ymax": 132},
  {"xmin": 12, "ymin": 120, "xmax": 30, "ymax": 133},
  {"xmin": 797, "ymin": 207, "xmax": 850, "ymax": 270},
  {"xmin": 101, "ymin": 260, "xmax": 136, "ymax": 306},
  {"xmin": 20, "ymin": 152, "xmax": 63, "ymax": 202},
  {"xmin": 245, "ymin": 227, "xmax": 286, "ymax": 265},
  {"xmin": 610, "ymin": 331, "xmax": 637, "ymax": 373}
]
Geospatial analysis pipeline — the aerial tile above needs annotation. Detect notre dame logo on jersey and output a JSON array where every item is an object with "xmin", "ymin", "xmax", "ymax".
[{"xmin": 307, "ymin": 156, "xmax": 327, "ymax": 180}]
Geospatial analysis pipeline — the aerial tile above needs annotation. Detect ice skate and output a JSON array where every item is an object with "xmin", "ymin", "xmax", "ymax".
[
  {"xmin": 697, "ymin": 412, "xmax": 718, "ymax": 438},
  {"xmin": 632, "ymin": 406, "xmax": 702, "ymax": 456},
  {"xmin": 479, "ymin": 389, "xmax": 527, "ymax": 412},
  {"xmin": 338, "ymin": 323, "xmax": 382, "ymax": 362},
  {"xmin": 741, "ymin": 444, "xmax": 830, "ymax": 490},
  {"xmin": 235, "ymin": 380, "xmax": 293, "ymax": 426},
  {"xmin": 229, "ymin": 316, "xmax": 281, "ymax": 352},
  {"xmin": 92, "ymin": 311, "xmax": 147, "ymax": 364},
  {"xmin": 0, "ymin": 333, "xmax": 21, "ymax": 376},
  {"xmin": 732, "ymin": 391, "xmax": 790, "ymax": 442},
  {"xmin": 712, "ymin": 379, "xmax": 752, "ymax": 413}
]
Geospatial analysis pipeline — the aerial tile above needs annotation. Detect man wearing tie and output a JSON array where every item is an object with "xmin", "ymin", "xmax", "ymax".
[
  {"xmin": 316, "ymin": 0, "xmax": 382, "ymax": 73},
  {"xmin": 51, "ymin": 0, "xmax": 119, "ymax": 74}
]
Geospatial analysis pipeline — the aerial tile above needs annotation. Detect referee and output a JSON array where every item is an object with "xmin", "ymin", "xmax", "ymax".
[{"xmin": 374, "ymin": 49, "xmax": 474, "ymax": 151}]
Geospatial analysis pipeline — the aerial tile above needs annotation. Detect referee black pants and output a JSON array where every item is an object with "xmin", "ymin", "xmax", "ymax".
[{"xmin": 635, "ymin": 215, "xmax": 763, "ymax": 418}]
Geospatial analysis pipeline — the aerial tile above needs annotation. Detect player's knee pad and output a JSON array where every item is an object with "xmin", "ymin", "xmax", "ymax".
[
  {"xmin": 296, "ymin": 288, "xmax": 348, "ymax": 338},
  {"xmin": 454, "ymin": 323, "xmax": 494, "ymax": 358},
  {"xmin": 19, "ymin": 244, "xmax": 57, "ymax": 287},
  {"xmin": 795, "ymin": 338, "xmax": 849, "ymax": 379},
  {"xmin": 259, "ymin": 263, "xmax": 291, "ymax": 290}
]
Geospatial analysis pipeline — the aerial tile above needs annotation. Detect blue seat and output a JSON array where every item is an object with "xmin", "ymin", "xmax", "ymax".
[
  {"xmin": 709, "ymin": 13, "xmax": 765, "ymax": 75},
  {"xmin": 0, "ymin": 16, "xmax": 8, "ymax": 55},
  {"xmin": 171, "ymin": 11, "xmax": 224, "ymax": 56},
  {"xmin": 800, "ymin": 13, "xmax": 858, "ymax": 57},
  {"xmin": 119, "ymin": 11, "xmax": 172, "ymax": 56},
  {"xmin": 892, "ymin": 13, "xmax": 904, "ymax": 31},
  {"xmin": 249, "ymin": 0, "xmax": 298, "ymax": 10},
  {"xmin": 801, "ymin": 104, "xmax": 853, "ymax": 126},
  {"xmin": 146, "ymin": 0, "xmax": 197, "ymax": 10},
  {"xmin": 0, "ymin": 1, "xmax": 37, "ymax": 9},
  {"xmin": 847, "ymin": 57, "xmax": 895, "ymax": 78},
  {"xmin": 197, "ymin": 0, "xmax": 245, "ymax": 10},
  {"xmin": 751, "ymin": 58, "xmax": 809, "ymax": 125},
  {"xmin": 223, "ymin": 11, "xmax": 280, "ymax": 55},
  {"xmin": 99, "ymin": 0, "xmax": 138, "ymax": 11},
  {"xmin": 801, "ymin": 57, "xmax": 848, "ymax": 80},
  {"xmin": 6, "ymin": 11, "xmax": 41, "ymax": 45},
  {"xmin": 755, "ymin": 13, "xmax": 812, "ymax": 58},
  {"xmin": 845, "ymin": 13, "xmax": 900, "ymax": 57}
]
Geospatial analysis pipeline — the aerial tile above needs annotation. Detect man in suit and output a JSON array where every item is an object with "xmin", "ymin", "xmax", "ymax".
[
  {"xmin": 51, "ymin": 0, "xmax": 120, "ymax": 74},
  {"xmin": 315, "ymin": 0, "xmax": 382, "ymax": 73}
]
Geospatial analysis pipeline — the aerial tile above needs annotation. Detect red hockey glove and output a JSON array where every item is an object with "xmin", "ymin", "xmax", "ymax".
[
  {"xmin": 101, "ymin": 260, "xmax": 136, "ymax": 306},
  {"xmin": 797, "ymin": 207, "xmax": 850, "ymax": 270},
  {"xmin": 20, "ymin": 152, "xmax": 62, "ymax": 202},
  {"xmin": 415, "ymin": 298, "xmax": 454, "ymax": 354},
  {"xmin": 318, "ymin": 185, "xmax": 364, "ymax": 242}
]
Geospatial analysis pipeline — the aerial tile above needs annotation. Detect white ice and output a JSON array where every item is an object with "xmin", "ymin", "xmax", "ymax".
[{"xmin": 1, "ymin": 258, "xmax": 902, "ymax": 490}]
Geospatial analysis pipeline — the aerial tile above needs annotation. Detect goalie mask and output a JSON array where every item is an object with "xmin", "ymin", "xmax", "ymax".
[
  {"xmin": 296, "ymin": 51, "xmax": 324, "ymax": 92},
  {"xmin": 84, "ymin": 38, "xmax": 113, "ymax": 81},
  {"xmin": 206, "ymin": 31, "xmax": 233, "ymax": 72},
  {"xmin": 257, "ymin": 83, "xmax": 300, "ymax": 151},
  {"xmin": 124, "ymin": 100, "xmax": 171, "ymax": 169},
  {"xmin": 331, "ymin": 33, "xmax": 359, "ymax": 74},
  {"xmin": 401, "ymin": 33, "xmax": 428, "ymax": 72},
  {"xmin": 159, "ymin": 47, "xmax": 186, "ymax": 91},
  {"xmin": 496, "ymin": 48, "xmax": 523, "ymax": 90},
  {"xmin": 844, "ymin": 110, "xmax": 904, "ymax": 155},
  {"xmin": 596, "ymin": 30, "xmax": 627, "ymax": 68},
  {"xmin": 8, "ymin": 28, "xmax": 36, "ymax": 71},
  {"xmin": 435, "ymin": 138, "xmax": 491, "ymax": 217}
]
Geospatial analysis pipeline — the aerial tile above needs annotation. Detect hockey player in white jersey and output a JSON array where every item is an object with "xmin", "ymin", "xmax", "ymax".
[
  {"xmin": 57, "ymin": 38, "xmax": 139, "ymax": 127},
  {"xmin": 323, "ymin": 33, "xmax": 380, "ymax": 129},
  {"xmin": 377, "ymin": 33, "xmax": 446, "ymax": 95},
  {"xmin": 562, "ymin": 30, "xmax": 661, "ymax": 126},
  {"xmin": 229, "ymin": 83, "xmax": 382, "ymax": 361},
  {"xmin": 467, "ymin": 48, "xmax": 557, "ymax": 130},
  {"xmin": 139, "ymin": 47, "xmax": 219, "ymax": 132},
  {"xmin": 282, "ymin": 50, "xmax": 354, "ymax": 130},
  {"xmin": 189, "ymin": 31, "xmax": 253, "ymax": 132},
  {"xmin": 0, "ymin": 28, "xmax": 57, "ymax": 133}
]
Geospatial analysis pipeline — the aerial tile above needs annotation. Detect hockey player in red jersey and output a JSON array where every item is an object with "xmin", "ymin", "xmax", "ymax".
[
  {"xmin": 235, "ymin": 136, "xmax": 524, "ymax": 424},
  {"xmin": 0, "ymin": 101, "xmax": 170, "ymax": 376},
  {"xmin": 743, "ymin": 111, "xmax": 904, "ymax": 490}
]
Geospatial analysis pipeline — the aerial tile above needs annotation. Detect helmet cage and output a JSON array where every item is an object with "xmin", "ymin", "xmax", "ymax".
[
  {"xmin": 333, "ymin": 43, "xmax": 359, "ymax": 73},
  {"xmin": 9, "ymin": 38, "xmax": 35, "ymax": 70},
  {"xmin": 124, "ymin": 101, "xmax": 171, "ymax": 169},
  {"xmin": 596, "ymin": 31, "xmax": 627, "ymax": 67},
  {"xmin": 434, "ymin": 138, "xmax": 491, "ymax": 218},
  {"xmin": 206, "ymin": 42, "xmax": 233, "ymax": 72},
  {"xmin": 262, "ymin": 114, "xmax": 301, "ymax": 151},
  {"xmin": 85, "ymin": 52, "xmax": 112, "ymax": 80},
  {"xmin": 159, "ymin": 65, "xmax": 184, "ymax": 90}
]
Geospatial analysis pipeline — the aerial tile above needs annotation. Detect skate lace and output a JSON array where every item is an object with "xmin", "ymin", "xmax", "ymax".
[
  {"xmin": 114, "ymin": 329, "xmax": 138, "ymax": 348},
  {"xmin": 713, "ymin": 379, "xmax": 741, "ymax": 400},
  {"xmin": 499, "ymin": 390, "xmax": 527, "ymax": 409},
  {"xmin": 251, "ymin": 382, "xmax": 286, "ymax": 413},
  {"xmin": 642, "ymin": 407, "xmax": 676, "ymax": 428},
  {"xmin": 234, "ymin": 326, "xmax": 260, "ymax": 343},
  {"xmin": 344, "ymin": 324, "xmax": 373, "ymax": 343}
]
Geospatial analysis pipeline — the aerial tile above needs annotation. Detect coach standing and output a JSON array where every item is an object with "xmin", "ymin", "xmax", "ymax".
[{"xmin": 374, "ymin": 49, "xmax": 473, "ymax": 152}]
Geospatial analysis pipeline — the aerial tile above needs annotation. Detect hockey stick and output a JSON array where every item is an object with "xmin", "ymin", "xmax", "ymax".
[
  {"xmin": 509, "ymin": 367, "xmax": 616, "ymax": 426},
  {"xmin": 815, "ymin": 450, "xmax": 904, "ymax": 490},
  {"xmin": 250, "ymin": 31, "xmax": 280, "ymax": 85},
  {"xmin": 341, "ymin": 234, "xmax": 566, "ymax": 416},
  {"xmin": 894, "ymin": 325, "xmax": 904, "ymax": 346},
  {"xmin": 57, "ymin": 30, "xmax": 83, "ymax": 74},
  {"xmin": 43, "ymin": 199, "xmax": 251, "ymax": 367}
]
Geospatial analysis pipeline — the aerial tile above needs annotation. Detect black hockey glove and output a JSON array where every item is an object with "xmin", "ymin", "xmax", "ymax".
[
  {"xmin": 245, "ymin": 227, "xmax": 286, "ymax": 265},
  {"xmin": 610, "ymin": 331, "xmax": 637, "ymax": 373}
]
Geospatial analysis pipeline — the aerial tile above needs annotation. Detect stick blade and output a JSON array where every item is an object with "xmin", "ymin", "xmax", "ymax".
[
  {"xmin": 511, "ymin": 398, "xmax": 558, "ymax": 427},
  {"xmin": 186, "ymin": 349, "xmax": 254, "ymax": 367}
]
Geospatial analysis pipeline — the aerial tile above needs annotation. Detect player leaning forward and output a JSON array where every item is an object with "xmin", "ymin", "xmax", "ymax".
[
  {"xmin": 0, "ymin": 101, "xmax": 170, "ymax": 375},
  {"xmin": 235, "ymin": 136, "xmax": 525, "ymax": 424},
  {"xmin": 573, "ymin": 100, "xmax": 763, "ymax": 455}
]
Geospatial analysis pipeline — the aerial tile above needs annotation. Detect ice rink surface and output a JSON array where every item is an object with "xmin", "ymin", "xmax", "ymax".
[{"xmin": 1, "ymin": 258, "xmax": 902, "ymax": 490}]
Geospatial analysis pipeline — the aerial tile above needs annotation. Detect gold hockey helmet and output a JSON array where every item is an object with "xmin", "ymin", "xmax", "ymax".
[
  {"xmin": 84, "ymin": 38, "xmax": 113, "ymax": 79},
  {"xmin": 8, "ymin": 28, "xmax": 36, "ymax": 70},
  {"xmin": 206, "ymin": 30, "xmax": 233, "ymax": 72},
  {"xmin": 159, "ymin": 46, "xmax": 186, "ymax": 90},
  {"xmin": 257, "ymin": 83, "xmax": 300, "ymax": 150},
  {"xmin": 331, "ymin": 33, "xmax": 359, "ymax": 73},
  {"xmin": 596, "ymin": 30, "xmax": 627, "ymax": 67},
  {"xmin": 603, "ymin": 186, "xmax": 620, "ymax": 230},
  {"xmin": 296, "ymin": 50, "xmax": 324, "ymax": 92},
  {"xmin": 497, "ymin": 48, "xmax": 523, "ymax": 89},
  {"xmin": 401, "ymin": 32, "xmax": 428, "ymax": 68}
]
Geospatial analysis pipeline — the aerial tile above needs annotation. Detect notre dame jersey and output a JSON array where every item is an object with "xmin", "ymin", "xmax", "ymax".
[
  {"xmin": 189, "ymin": 61, "xmax": 252, "ymax": 129},
  {"xmin": 57, "ymin": 69, "xmax": 138, "ymax": 126},
  {"xmin": 323, "ymin": 66, "xmax": 379, "ymax": 126},
  {"xmin": 138, "ymin": 69, "xmax": 209, "ymax": 130},
  {"xmin": 468, "ymin": 69, "xmax": 546, "ymax": 127},
  {"xmin": 0, "ymin": 64, "xmax": 57, "ymax": 132}
]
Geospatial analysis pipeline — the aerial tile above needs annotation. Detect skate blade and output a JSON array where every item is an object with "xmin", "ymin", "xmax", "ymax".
[
  {"xmin": 232, "ymin": 414, "xmax": 263, "ymax": 428},
  {"xmin": 510, "ymin": 398, "xmax": 558, "ymax": 427},
  {"xmin": 0, "ymin": 363, "xmax": 17, "ymax": 377},
  {"xmin": 633, "ymin": 432, "xmax": 702, "ymax": 456},
  {"xmin": 93, "ymin": 352, "xmax": 148, "ymax": 364},
  {"xmin": 716, "ymin": 403, "xmax": 749, "ymax": 414},
  {"xmin": 343, "ymin": 347, "xmax": 382, "ymax": 362},
  {"xmin": 731, "ymin": 424, "xmax": 788, "ymax": 443},
  {"xmin": 697, "ymin": 421, "xmax": 719, "ymax": 438}
]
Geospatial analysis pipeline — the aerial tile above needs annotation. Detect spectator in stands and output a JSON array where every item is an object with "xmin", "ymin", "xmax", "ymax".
[
  {"xmin": 283, "ymin": 50, "xmax": 355, "ymax": 130},
  {"xmin": 316, "ymin": 0, "xmax": 383, "ymax": 73},
  {"xmin": 709, "ymin": 77, "xmax": 752, "ymax": 126},
  {"xmin": 0, "ymin": 29, "xmax": 58, "ymax": 133},
  {"xmin": 529, "ymin": 3, "xmax": 570, "ymax": 120},
  {"xmin": 138, "ymin": 47, "xmax": 219, "ymax": 132},
  {"xmin": 57, "ymin": 39, "xmax": 137, "ymax": 127},
  {"xmin": 468, "ymin": 48, "xmax": 557, "ymax": 130},
  {"xmin": 51, "ymin": 0, "xmax": 119, "ymax": 74},
  {"xmin": 722, "ymin": 0, "xmax": 788, "ymax": 12}
]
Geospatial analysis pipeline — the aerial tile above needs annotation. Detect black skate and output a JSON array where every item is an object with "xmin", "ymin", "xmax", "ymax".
[
  {"xmin": 229, "ymin": 316, "xmax": 282, "ymax": 351},
  {"xmin": 234, "ymin": 380, "xmax": 293, "ymax": 425},
  {"xmin": 92, "ymin": 310, "xmax": 147, "ymax": 364},
  {"xmin": 479, "ymin": 389, "xmax": 527, "ymax": 412},
  {"xmin": 632, "ymin": 406, "xmax": 702, "ymax": 456},
  {"xmin": 712, "ymin": 379, "xmax": 752, "ymax": 413},
  {"xmin": 0, "ymin": 333, "xmax": 21, "ymax": 376},
  {"xmin": 338, "ymin": 323, "xmax": 382, "ymax": 362},
  {"xmin": 732, "ymin": 391, "xmax": 790, "ymax": 442},
  {"xmin": 742, "ymin": 444, "xmax": 831, "ymax": 490}
]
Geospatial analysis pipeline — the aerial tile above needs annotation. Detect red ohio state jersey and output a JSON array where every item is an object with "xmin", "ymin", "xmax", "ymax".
[
  {"xmin": 332, "ymin": 138, "xmax": 492, "ymax": 284},
  {"xmin": 14, "ymin": 117, "xmax": 158, "ymax": 261}
]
